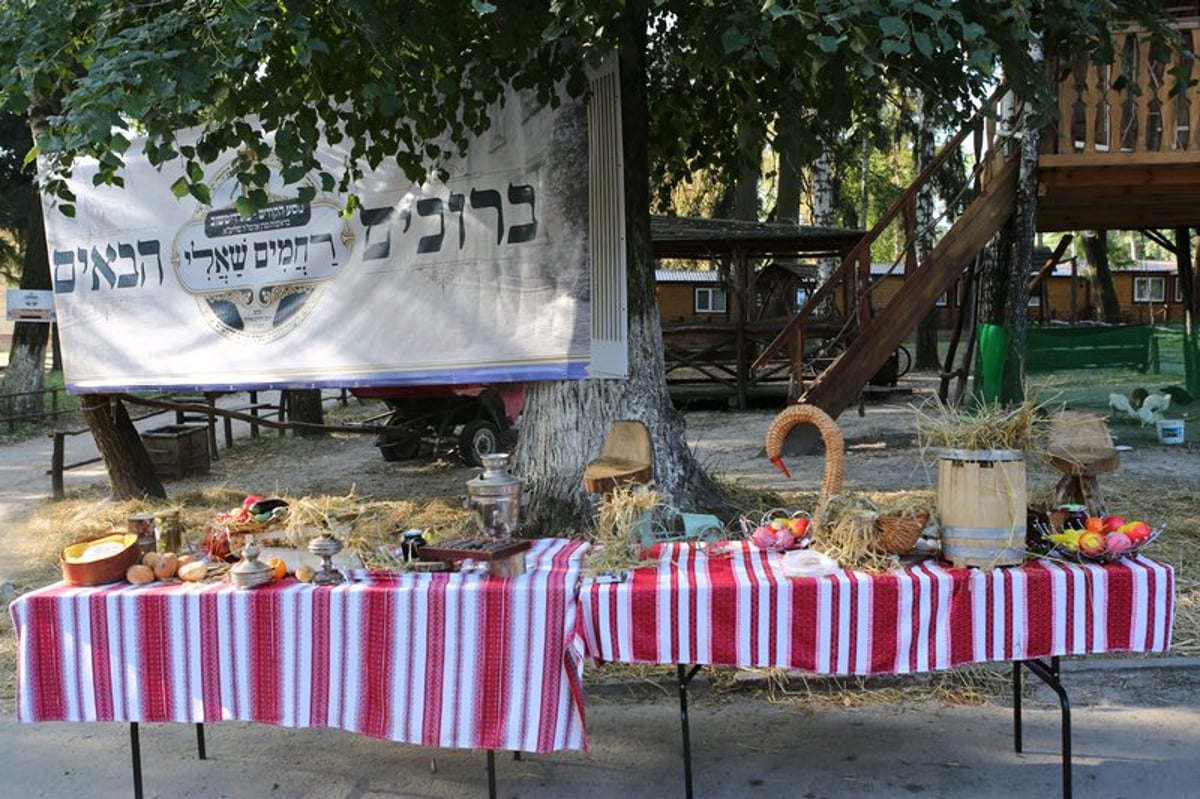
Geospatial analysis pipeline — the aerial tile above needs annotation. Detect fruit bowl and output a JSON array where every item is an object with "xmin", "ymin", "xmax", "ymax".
[
  {"xmin": 1052, "ymin": 526, "xmax": 1163, "ymax": 564},
  {"xmin": 738, "ymin": 508, "xmax": 812, "ymax": 551}
]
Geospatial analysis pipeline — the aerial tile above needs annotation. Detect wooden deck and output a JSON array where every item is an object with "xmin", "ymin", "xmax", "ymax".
[{"xmin": 1039, "ymin": 21, "xmax": 1200, "ymax": 230}]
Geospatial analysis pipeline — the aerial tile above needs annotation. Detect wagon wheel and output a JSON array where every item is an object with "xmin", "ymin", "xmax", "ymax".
[
  {"xmin": 894, "ymin": 344, "xmax": 912, "ymax": 379},
  {"xmin": 379, "ymin": 431, "xmax": 422, "ymax": 462},
  {"xmin": 458, "ymin": 419, "xmax": 501, "ymax": 467}
]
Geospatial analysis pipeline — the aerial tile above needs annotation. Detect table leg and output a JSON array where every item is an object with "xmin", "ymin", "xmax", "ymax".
[
  {"xmin": 129, "ymin": 722, "xmax": 143, "ymax": 799},
  {"xmin": 677, "ymin": 663, "xmax": 703, "ymax": 799},
  {"xmin": 486, "ymin": 749, "xmax": 496, "ymax": 799},
  {"xmin": 195, "ymin": 722, "xmax": 207, "ymax": 760},
  {"xmin": 1012, "ymin": 661, "xmax": 1023, "ymax": 752},
  {"xmin": 1015, "ymin": 657, "xmax": 1072, "ymax": 799}
]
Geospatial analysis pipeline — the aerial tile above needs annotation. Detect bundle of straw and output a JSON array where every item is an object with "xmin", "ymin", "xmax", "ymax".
[
  {"xmin": 915, "ymin": 395, "xmax": 1053, "ymax": 455},
  {"xmin": 810, "ymin": 492, "xmax": 898, "ymax": 573},
  {"xmin": 585, "ymin": 484, "xmax": 667, "ymax": 577}
]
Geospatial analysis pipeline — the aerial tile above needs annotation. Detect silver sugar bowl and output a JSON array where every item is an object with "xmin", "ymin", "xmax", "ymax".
[
  {"xmin": 307, "ymin": 532, "xmax": 345, "ymax": 585},
  {"xmin": 465, "ymin": 453, "xmax": 524, "ymax": 539}
]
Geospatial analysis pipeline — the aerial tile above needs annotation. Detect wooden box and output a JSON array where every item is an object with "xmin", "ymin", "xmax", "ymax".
[{"xmin": 141, "ymin": 424, "xmax": 211, "ymax": 479}]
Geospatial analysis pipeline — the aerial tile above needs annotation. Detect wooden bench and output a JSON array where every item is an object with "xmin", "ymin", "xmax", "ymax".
[{"xmin": 1025, "ymin": 324, "xmax": 1156, "ymax": 373}]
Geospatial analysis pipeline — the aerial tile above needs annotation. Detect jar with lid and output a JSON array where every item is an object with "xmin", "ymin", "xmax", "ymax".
[
  {"xmin": 155, "ymin": 509, "xmax": 183, "ymax": 553},
  {"xmin": 1056, "ymin": 503, "xmax": 1088, "ymax": 531},
  {"xmin": 127, "ymin": 512, "xmax": 158, "ymax": 554}
]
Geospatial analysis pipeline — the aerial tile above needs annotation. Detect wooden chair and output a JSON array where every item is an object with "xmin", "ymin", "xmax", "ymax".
[{"xmin": 583, "ymin": 420, "xmax": 653, "ymax": 494}]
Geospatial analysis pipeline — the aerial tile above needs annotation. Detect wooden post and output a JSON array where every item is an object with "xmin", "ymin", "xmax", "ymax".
[
  {"xmin": 51, "ymin": 432, "xmax": 65, "ymax": 500},
  {"xmin": 249, "ymin": 390, "xmax": 261, "ymax": 438},
  {"xmin": 278, "ymin": 390, "xmax": 289, "ymax": 435},
  {"xmin": 203, "ymin": 392, "xmax": 220, "ymax": 460},
  {"xmin": 789, "ymin": 326, "xmax": 806, "ymax": 403},
  {"xmin": 732, "ymin": 248, "xmax": 750, "ymax": 410}
]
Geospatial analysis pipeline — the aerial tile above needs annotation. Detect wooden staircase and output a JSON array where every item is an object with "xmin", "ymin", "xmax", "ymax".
[
  {"xmin": 754, "ymin": 93, "xmax": 1021, "ymax": 420},
  {"xmin": 804, "ymin": 155, "xmax": 1018, "ymax": 416}
]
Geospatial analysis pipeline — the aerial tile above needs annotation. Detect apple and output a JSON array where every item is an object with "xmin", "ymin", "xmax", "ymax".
[
  {"xmin": 1105, "ymin": 531, "xmax": 1132, "ymax": 557},
  {"xmin": 789, "ymin": 517, "xmax": 811, "ymax": 538},
  {"xmin": 1123, "ymin": 521, "xmax": 1152, "ymax": 546},
  {"xmin": 753, "ymin": 524, "xmax": 793, "ymax": 551},
  {"xmin": 243, "ymin": 494, "xmax": 266, "ymax": 510},
  {"xmin": 1078, "ymin": 531, "xmax": 1107, "ymax": 557},
  {"xmin": 1103, "ymin": 515, "xmax": 1126, "ymax": 533}
]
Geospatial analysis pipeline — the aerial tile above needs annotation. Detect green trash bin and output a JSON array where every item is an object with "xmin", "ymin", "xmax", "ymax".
[{"xmin": 977, "ymin": 323, "xmax": 1011, "ymax": 405}]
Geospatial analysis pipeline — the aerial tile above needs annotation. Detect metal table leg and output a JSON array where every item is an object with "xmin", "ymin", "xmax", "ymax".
[
  {"xmin": 196, "ymin": 722, "xmax": 207, "ymax": 760},
  {"xmin": 677, "ymin": 663, "xmax": 704, "ymax": 799},
  {"xmin": 129, "ymin": 722, "xmax": 143, "ymax": 799},
  {"xmin": 1013, "ymin": 660, "xmax": 1023, "ymax": 752},
  {"xmin": 1013, "ymin": 657, "xmax": 1072, "ymax": 799},
  {"xmin": 486, "ymin": 749, "xmax": 496, "ymax": 799}
]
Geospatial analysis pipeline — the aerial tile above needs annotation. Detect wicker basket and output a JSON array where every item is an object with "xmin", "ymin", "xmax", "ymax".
[{"xmin": 873, "ymin": 512, "xmax": 929, "ymax": 555}]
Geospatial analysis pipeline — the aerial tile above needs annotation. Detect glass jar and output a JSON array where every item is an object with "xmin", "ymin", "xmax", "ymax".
[
  {"xmin": 155, "ymin": 509, "xmax": 183, "ymax": 553},
  {"xmin": 1057, "ymin": 503, "xmax": 1088, "ymax": 531}
]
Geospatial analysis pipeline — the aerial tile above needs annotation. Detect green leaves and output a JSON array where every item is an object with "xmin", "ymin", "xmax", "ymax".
[
  {"xmin": 0, "ymin": 0, "xmax": 1181, "ymax": 220},
  {"xmin": 878, "ymin": 16, "xmax": 907, "ymax": 38}
]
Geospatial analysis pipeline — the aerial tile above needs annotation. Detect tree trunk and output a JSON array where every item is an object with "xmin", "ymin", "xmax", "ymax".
[
  {"xmin": 1179, "ymin": 229, "xmax": 1199, "ymax": 394},
  {"xmin": 997, "ymin": 120, "xmax": 1039, "ymax": 404},
  {"xmin": 973, "ymin": 124, "xmax": 1038, "ymax": 405},
  {"xmin": 81, "ymin": 394, "xmax": 166, "ymax": 500},
  {"xmin": 914, "ymin": 95, "xmax": 940, "ymax": 371},
  {"xmin": 775, "ymin": 115, "xmax": 802, "ymax": 224},
  {"xmin": 513, "ymin": 5, "xmax": 725, "ymax": 533},
  {"xmin": 734, "ymin": 120, "xmax": 760, "ymax": 222},
  {"xmin": 286, "ymin": 388, "xmax": 326, "ymax": 435},
  {"xmin": 1083, "ymin": 231, "xmax": 1120, "ymax": 322},
  {"xmin": 811, "ymin": 151, "xmax": 838, "ymax": 319},
  {"xmin": 0, "ymin": 195, "xmax": 50, "ymax": 420}
]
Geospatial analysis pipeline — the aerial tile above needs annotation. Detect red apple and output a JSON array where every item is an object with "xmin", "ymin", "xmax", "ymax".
[
  {"xmin": 243, "ymin": 494, "xmax": 266, "ymax": 510},
  {"xmin": 1123, "ymin": 521, "xmax": 1152, "ymax": 546},
  {"xmin": 1103, "ymin": 515, "xmax": 1126, "ymax": 533},
  {"xmin": 789, "ymin": 517, "xmax": 810, "ymax": 538}
]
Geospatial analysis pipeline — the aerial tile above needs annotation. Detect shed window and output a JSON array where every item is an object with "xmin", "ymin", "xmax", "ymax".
[
  {"xmin": 1134, "ymin": 277, "xmax": 1165, "ymax": 303},
  {"xmin": 695, "ymin": 286, "xmax": 727, "ymax": 313}
]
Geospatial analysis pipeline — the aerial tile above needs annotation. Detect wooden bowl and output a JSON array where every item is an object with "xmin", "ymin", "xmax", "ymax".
[{"xmin": 61, "ymin": 533, "xmax": 142, "ymax": 586}]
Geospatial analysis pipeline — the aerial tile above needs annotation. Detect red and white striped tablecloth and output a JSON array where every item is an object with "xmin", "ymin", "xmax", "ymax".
[
  {"xmin": 580, "ymin": 542, "xmax": 1174, "ymax": 674},
  {"xmin": 11, "ymin": 538, "xmax": 589, "ymax": 753}
]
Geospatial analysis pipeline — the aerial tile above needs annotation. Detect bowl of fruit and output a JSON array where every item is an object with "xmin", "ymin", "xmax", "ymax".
[
  {"xmin": 1038, "ymin": 512, "xmax": 1160, "ymax": 563},
  {"xmin": 744, "ymin": 509, "xmax": 812, "ymax": 552}
]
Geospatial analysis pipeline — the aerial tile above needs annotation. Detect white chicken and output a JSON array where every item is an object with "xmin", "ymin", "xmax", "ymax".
[
  {"xmin": 1136, "ymin": 392, "xmax": 1172, "ymax": 426},
  {"xmin": 1109, "ymin": 393, "xmax": 1136, "ymax": 419}
]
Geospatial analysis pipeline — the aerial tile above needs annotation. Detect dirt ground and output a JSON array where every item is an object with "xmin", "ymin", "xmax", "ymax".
[{"xmin": 193, "ymin": 379, "xmax": 1199, "ymax": 519}]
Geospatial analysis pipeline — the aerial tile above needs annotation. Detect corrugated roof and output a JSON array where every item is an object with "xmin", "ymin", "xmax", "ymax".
[
  {"xmin": 655, "ymin": 270, "xmax": 723, "ymax": 283},
  {"xmin": 651, "ymin": 215, "xmax": 862, "ymax": 260}
]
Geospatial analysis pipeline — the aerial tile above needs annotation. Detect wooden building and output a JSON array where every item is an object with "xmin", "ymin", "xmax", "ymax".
[{"xmin": 649, "ymin": 216, "xmax": 862, "ymax": 407}]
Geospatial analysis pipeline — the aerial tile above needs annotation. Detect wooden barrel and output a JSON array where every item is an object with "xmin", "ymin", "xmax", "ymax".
[{"xmin": 936, "ymin": 449, "xmax": 1026, "ymax": 568}]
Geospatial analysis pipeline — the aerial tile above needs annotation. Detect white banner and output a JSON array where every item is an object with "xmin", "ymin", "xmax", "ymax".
[{"xmin": 43, "ymin": 88, "xmax": 620, "ymax": 392}]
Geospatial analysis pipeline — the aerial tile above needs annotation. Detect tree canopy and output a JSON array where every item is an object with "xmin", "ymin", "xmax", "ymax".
[
  {"xmin": 0, "ymin": 111, "xmax": 32, "ymax": 279},
  {"xmin": 0, "ymin": 0, "xmax": 1179, "ymax": 216}
]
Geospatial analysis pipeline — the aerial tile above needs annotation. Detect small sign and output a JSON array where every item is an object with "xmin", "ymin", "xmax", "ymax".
[{"xmin": 5, "ymin": 289, "xmax": 56, "ymax": 323}]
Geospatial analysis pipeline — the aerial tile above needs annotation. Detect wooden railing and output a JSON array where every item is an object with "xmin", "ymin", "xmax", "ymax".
[
  {"xmin": 753, "ymin": 86, "xmax": 1013, "ymax": 374},
  {"xmin": 1046, "ymin": 23, "xmax": 1200, "ymax": 157}
]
